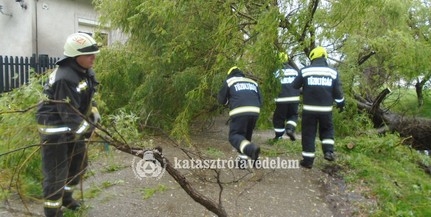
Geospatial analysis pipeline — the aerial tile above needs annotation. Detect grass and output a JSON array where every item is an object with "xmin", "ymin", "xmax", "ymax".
[
  {"xmin": 141, "ymin": 184, "xmax": 168, "ymax": 200},
  {"xmin": 262, "ymin": 138, "xmax": 302, "ymax": 157},
  {"xmin": 81, "ymin": 180, "xmax": 125, "ymax": 200},
  {"xmin": 327, "ymin": 88, "xmax": 431, "ymax": 216},
  {"xmin": 385, "ymin": 88, "xmax": 431, "ymax": 117},
  {"xmin": 204, "ymin": 147, "xmax": 225, "ymax": 158},
  {"xmin": 335, "ymin": 134, "xmax": 431, "ymax": 216},
  {"xmin": 64, "ymin": 205, "xmax": 90, "ymax": 217}
]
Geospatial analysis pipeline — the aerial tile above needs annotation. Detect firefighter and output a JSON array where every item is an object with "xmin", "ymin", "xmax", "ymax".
[
  {"xmin": 272, "ymin": 52, "xmax": 300, "ymax": 141},
  {"xmin": 36, "ymin": 33, "xmax": 101, "ymax": 217},
  {"xmin": 292, "ymin": 46, "xmax": 345, "ymax": 169},
  {"xmin": 217, "ymin": 66, "xmax": 262, "ymax": 167}
]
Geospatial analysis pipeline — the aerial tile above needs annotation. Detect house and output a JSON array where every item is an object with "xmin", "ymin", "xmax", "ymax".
[{"xmin": 0, "ymin": 0, "xmax": 126, "ymax": 59}]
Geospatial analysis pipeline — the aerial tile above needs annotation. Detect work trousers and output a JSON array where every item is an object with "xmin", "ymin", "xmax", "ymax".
[
  {"xmin": 228, "ymin": 115, "xmax": 258, "ymax": 154},
  {"xmin": 40, "ymin": 133, "xmax": 88, "ymax": 215},
  {"xmin": 301, "ymin": 111, "xmax": 335, "ymax": 164},
  {"xmin": 272, "ymin": 102, "xmax": 299, "ymax": 138}
]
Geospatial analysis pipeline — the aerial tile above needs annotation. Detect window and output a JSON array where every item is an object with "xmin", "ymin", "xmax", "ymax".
[{"xmin": 77, "ymin": 31, "xmax": 108, "ymax": 47}]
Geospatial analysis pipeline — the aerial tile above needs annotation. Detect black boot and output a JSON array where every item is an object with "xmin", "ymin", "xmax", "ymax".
[
  {"xmin": 62, "ymin": 191, "xmax": 81, "ymax": 211},
  {"xmin": 44, "ymin": 208, "xmax": 63, "ymax": 217},
  {"xmin": 324, "ymin": 152, "xmax": 336, "ymax": 161},
  {"xmin": 322, "ymin": 143, "xmax": 336, "ymax": 161},
  {"xmin": 300, "ymin": 157, "xmax": 314, "ymax": 169},
  {"xmin": 235, "ymin": 154, "xmax": 249, "ymax": 170},
  {"xmin": 300, "ymin": 160, "xmax": 312, "ymax": 169},
  {"xmin": 285, "ymin": 129, "xmax": 296, "ymax": 141},
  {"xmin": 243, "ymin": 143, "xmax": 260, "ymax": 161}
]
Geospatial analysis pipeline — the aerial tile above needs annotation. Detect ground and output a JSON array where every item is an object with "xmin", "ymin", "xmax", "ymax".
[{"xmin": 1, "ymin": 116, "xmax": 375, "ymax": 217}]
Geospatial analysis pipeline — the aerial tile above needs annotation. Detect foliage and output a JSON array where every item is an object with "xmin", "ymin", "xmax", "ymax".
[
  {"xmin": 103, "ymin": 109, "xmax": 152, "ymax": 148},
  {"xmin": 325, "ymin": 0, "xmax": 431, "ymax": 100},
  {"xmin": 93, "ymin": 46, "xmax": 147, "ymax": 115},
  {"xmin": 333, "ymin": 100, "xmax": 374, "ymax": 137},
  {"xmin": 0, "ymin": 74, "xmax": 46, "ymax": 200},
  {"xmin": 93, "ymin": 0, "xmax": 431, "ymax": 141},
  {"xmin": 94, "ymin": 0, "xmax": 291, "ymax": 140}
]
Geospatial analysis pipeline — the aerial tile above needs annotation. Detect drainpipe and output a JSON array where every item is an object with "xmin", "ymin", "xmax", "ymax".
[{"xmin": 34, "ymin": 0, "xmax": 39, "ymax": 69}]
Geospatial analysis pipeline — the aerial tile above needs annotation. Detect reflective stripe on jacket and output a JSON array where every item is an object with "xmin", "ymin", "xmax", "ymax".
[
  {"xmin": 217, "ymin": 70, "xmax": 262, "ymax": 117},
  {"xmin": 292, "ymin": 58, "xmax": 344, "ymax": 113},
  {"xmin": 274, "ymin": 65, "xmax": 300, "ymax": 103}
]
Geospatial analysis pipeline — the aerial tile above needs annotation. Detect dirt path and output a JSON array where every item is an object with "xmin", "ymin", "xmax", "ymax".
[{"xmin": 1, "ymin": 116, "xmax": 368, "ymax": 217}]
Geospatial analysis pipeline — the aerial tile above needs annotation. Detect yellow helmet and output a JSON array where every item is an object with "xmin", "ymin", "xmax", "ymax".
[
  {"xmin": 227, "ymin": 66, "xmax": 239, "ymax": 75},
  {"xmin": 309, "ymin": 46, "xmax": 327, "ymax": 61},
  {"xmin": 278, "ymin": 52, "xmax": 288, "ymax": 63}
]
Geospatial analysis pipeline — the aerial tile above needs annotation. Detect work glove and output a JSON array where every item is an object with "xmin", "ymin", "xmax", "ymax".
[
  {"xmin": 90, "ymin": 107, "xmax": 101, "ymax": 124},
  {"xmin": 80, "ymin": 107, "xmax": 100, "ymax": 140},
  {"xmin": 336, "ymin": 101, "xmax": 345, "ymax": 113}
]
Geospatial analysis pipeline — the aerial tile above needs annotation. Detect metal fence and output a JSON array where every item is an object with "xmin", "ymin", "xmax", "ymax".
[{"xmin": 0, "ymin": 55, "xmax": 60, "ymax": 93}]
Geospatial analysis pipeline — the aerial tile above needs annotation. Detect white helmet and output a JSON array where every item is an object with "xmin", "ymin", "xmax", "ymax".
[{"xmin": 63, "ymin": 33, "xmax": 100, "ymax": 57}]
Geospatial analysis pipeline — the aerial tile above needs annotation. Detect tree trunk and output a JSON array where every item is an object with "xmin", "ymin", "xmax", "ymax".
[
  {"xmin": 415, "ymin": 74, "xmax": 431, "ymax": 108},
  {"xmin": 356, "ymin": 88, "xmax": 431, "ymax": 150},
  {"xmin": 415, "ymin": 81, "xmax": 424, "ymax": 108}
]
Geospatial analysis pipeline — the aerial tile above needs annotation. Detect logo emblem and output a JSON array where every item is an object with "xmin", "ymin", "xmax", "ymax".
[{"xmin": 132, "ymin": 150, "xmax": 166, "ymax": 180}]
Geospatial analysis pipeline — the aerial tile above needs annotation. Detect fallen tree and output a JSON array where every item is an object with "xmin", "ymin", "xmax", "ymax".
[{"xmin": 355, "ymin": 88, "xmax": 431, "ymax": 150}]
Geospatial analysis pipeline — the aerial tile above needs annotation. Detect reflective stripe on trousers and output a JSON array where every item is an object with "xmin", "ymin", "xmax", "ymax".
[
  {"xmin": 64, "ymin": 185, "xmax": 76, "ymax": 192},
  {"xmin": 44, "ymin": 199, "xmax": 62, "ymax": 208},
  {"xmin": 302, "ymin": 152, "xmax": 315, "ymax": 158}
]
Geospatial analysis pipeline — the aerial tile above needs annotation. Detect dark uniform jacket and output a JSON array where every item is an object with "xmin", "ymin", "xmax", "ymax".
[
  {"xmin": 292, "ymin": 57, "xmax": 344, "ymax": 113},
  {"xmin": 217, "ymin": 69, "xmax": 262, "ymax": 117},
  {"xmin": 274, "ymin": 63, "xmax": 300, "ymax": 103},
  {"xmin": 36, "ymin": 58, "xmax": 98, "ymax": 135}
]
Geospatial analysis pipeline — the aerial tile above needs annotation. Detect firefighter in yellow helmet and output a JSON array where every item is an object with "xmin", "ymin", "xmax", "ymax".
[
  {"xmin": 272, "ymin": 52, "xmax": 300, "ymax": 142},
  {"xmin": 292, "ymin": 46, "xmax": 345, "ymax": 169},
  {"xmin": 36, "ymin": 33, "xmax": 101, "ymax": 217},
  {"xmin": 218, "ymin": 66, "xmax": 262, "ymax": 168},
  {"xmin": 308, "ymin": 46, "xmax": 328, "ymax": 61}
]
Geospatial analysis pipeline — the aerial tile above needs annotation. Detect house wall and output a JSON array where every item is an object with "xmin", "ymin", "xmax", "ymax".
[
  {"xmin": 0, "ymin": 0, "xmax": 33, "ymax": 57},
  {"xmin": 0, "ymin": 0, "xmax": 127, "ymax": 58},
  {"xmin": 37, "ymin": 0, "xmax": 99, "ymax": 57}
]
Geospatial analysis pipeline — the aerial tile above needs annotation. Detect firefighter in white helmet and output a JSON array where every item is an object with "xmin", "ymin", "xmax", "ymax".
[
  {"xmin": 292, "ymin": 46, "xmax": 345, "ymax": 169},
  {"xmin": 36, "ymin": 33, "xmax": 101, "ymax": 217}
]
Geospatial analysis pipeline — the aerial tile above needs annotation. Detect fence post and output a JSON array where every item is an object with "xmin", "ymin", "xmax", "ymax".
[
  {"xmin": 0, "ymin": 56, "xmax": 4, "ymax": 93},
  {"xmin": 24, "ymin": 57, "xmax": 31, "ymax": 84},
  {"xmin": 4, "ymin": 56, "xmax": 11, "ymax": 92}
]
